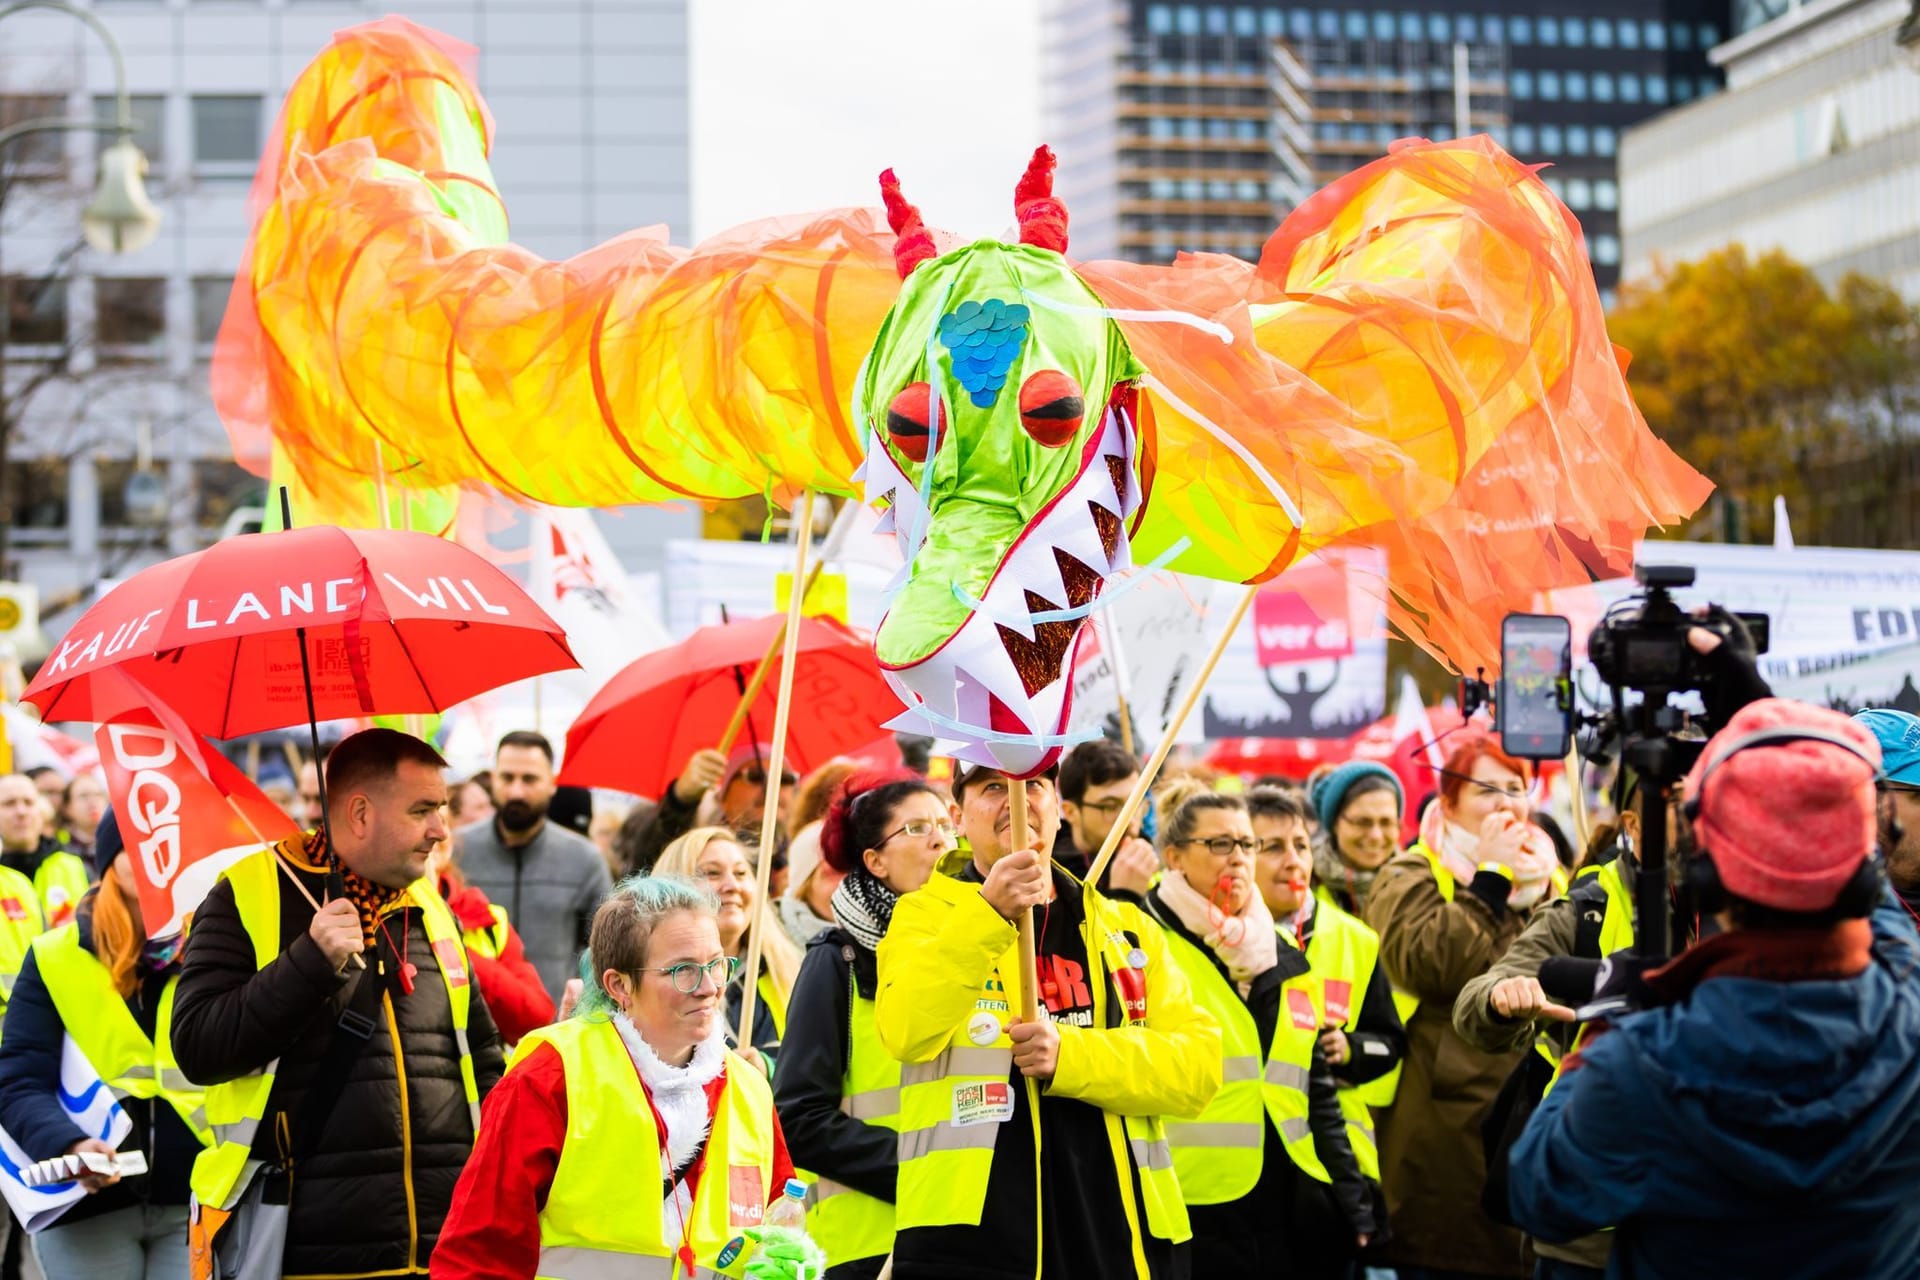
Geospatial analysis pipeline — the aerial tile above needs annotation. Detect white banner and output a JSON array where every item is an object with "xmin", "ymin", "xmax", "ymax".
[
  {"xmin": 1067, "ymin": 572, "xmax": 1217, "ymax": 746},
  {"xmin": 0, "ymin": 1037, "xmax": 132, "ymax": 1233}
]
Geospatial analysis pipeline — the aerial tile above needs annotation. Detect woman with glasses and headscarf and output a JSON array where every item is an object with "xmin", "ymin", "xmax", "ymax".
[
  {"xmin": 433, "ymin": 874, "xmax": 821, "ymax": 1280},
  {"xmin": 772, "ymin": 770, "xmax": 956, "ymax": 1279},
  {"xmin": 1364, "ymin": 734, "xmax": 1561, "ymax": 1280},
  {"xmin": 1145, "ymin": 778, "xmax": 1378, "ymax": 1277}
]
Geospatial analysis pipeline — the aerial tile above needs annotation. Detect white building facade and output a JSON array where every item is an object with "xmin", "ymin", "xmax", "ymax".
[
  {"xmin": 1620, "ymin": 0, "xmax": 1920, "ymax": 297},
  {"xmin": 0, "ymin": 0, "xmax": 694, "ymax": 643}
]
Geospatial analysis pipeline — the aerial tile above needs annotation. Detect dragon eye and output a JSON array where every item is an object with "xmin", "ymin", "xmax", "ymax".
[
  {"xmin": 1018, "ymin": 371, "xmax": 1084, "ymax": 448},
  {"xmin": 886, "ymin": 382, "xmax": 945, "ymax": 463}
]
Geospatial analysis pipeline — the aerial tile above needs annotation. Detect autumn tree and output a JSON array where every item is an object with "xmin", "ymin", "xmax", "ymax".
[{"xmin": 1607, "ymin": 245, "xmax": 1920, "ymax": 545}]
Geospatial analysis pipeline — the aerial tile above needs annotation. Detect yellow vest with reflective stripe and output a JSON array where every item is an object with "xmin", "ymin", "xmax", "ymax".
[
  {"xmin": 33, "ymin": 851, "xmax": 90, "ymax": 932},
  {"xmin": 519, "ymin": 1017, "xmax": 776, "ymax": 1280},
  {"xmin": 891, "ymin": 879, "xmax": 1189, "ymax": 1248},
  {"xmin": 1160, "ymin": 926, "xmax": 1327, "ymax": 1204},
  {"xmin": 0, "ymin": 864, "xmax": 45, "ymax": 1036},
  {"xmin": 1299, "ymin": 900, "xmax": 1383, "ymax": 1183},
  {"xmin": 33, "ymin": 922, "xmax": 212, "ymax": 1147},
  {"xmin": 1543, "ymin": 858, "xmax": 1634, "ymax": 1098},
  {"xmin": 803, "ymin": 965, "xmax": 898, "ymax": 1267},
  {"xmin": 188, "ymin": 847, "xmax": 481, "ymax": 1211}
]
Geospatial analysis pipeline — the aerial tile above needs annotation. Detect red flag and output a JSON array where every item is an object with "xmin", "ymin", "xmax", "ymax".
[{"xmin": 93, "ymin": 670, "xmax": 298, "ymax": 939}]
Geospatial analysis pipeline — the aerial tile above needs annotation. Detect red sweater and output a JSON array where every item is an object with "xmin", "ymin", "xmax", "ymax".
[
  {"xmin": 441, "ymin": 879, "xmax": 555, "ymax": 1044},
  {"xmin": 429, "ymin": 1041, "xmax": 796, "ymax": 1280}
]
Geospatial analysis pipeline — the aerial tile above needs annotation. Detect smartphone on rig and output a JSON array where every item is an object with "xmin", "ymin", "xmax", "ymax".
[{"xmin": 1498, "ymin": 613, "xmax": 1574, "ymax": 761}]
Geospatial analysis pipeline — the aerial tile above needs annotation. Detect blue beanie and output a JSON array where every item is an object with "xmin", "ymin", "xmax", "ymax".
[
  {"xmin": 1310, "ymin": 761, "xmax": 1404, "ymax": 832},
  {"xmin": 1854, "ymin": 708, "xmax": 1920, "ymax": 786}
]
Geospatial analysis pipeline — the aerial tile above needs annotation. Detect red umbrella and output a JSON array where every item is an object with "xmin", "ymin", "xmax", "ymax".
[
  {"xmin": 559, "ymin": 614, "xmax": 903, "ymax": 800},
  {"xmin": 25, "ymin": 526, "xmax": 577, "ymax": 738}
]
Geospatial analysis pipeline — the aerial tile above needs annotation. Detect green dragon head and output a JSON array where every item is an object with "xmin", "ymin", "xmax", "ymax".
[{"xmin": 855, "ymin": 149, "xmax": 1145, "ymax": 776}]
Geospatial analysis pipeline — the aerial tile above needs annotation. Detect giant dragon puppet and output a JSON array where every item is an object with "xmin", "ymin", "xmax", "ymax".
[{"xmin": 215, "ymin": 19, "xmax": 1710, "ymax": 777}]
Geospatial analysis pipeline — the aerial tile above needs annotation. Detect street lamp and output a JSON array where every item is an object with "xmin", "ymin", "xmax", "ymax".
[{"xmin": 0, "ymin": 1, "xmax": 161, "ymax": 252}]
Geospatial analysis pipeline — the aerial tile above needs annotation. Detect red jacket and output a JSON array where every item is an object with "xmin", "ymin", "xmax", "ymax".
[
  {"xmin": 428, "ymin": 1040, "xmax": 796, "ymax": 1279},
  {"xmin": 441, "ymin": 879, "xmax": 555, "ymax": 1045}
]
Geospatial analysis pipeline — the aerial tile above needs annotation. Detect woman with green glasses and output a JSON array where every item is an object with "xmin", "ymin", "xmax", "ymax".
[
  {"xmin": 1145, "ymin": 778, "xmax": 1378, "ymax": 1277},
  {"xmin": 434, "ymin": 873, "xmax": 823, "ymax": 1279},
  {"xmin": 773, "ymin": 770, "xmax": 954, "ymax": 1279}
]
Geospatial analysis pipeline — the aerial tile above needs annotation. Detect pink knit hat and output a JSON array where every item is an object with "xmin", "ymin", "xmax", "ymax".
[{"xmin": 1685, "ymin": 698, "xmax": 1882, "ymax": 912}]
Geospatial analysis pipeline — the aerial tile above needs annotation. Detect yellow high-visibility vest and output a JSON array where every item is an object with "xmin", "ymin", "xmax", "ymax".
[{"xmin": 803, "ymin": 964, "xmax": 899, "ymax": 1267}]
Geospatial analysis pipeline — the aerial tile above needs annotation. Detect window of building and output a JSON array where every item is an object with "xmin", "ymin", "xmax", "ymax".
[
  {"xmin": 1399, "ymin": 11, "xmax": 1421, "ymax": 40},
  {"xmin": 1482, "ymin": 13, "xmax": 1504, "ymax": 42},
  {"xmin": 1673, "ymin": 78, "xmax": 1694, "ymax": 102},
  {"xmin": 1538, "ymin": 15, "xmax": 1560, "ymax": 45},
  {"xmin": 1542, "ymin": 175, "xmax": 1566, "ymax": 200},
  {"xmin": 192, "ymin": 276, "xmax": 229, "ymax": 345},
  {"xmin": 90, "ymin": 94, "xmax": 165, "ymax": 167},
  {"xmin": 1592, "ymin": 19, "xmax": 1614, "ymax": 47},
  {"xmin": 1236, "ymin": 179, "xmax": 1263, "ymax": 200},
  {"xmin": 0, "ymin": 95, "xmax": 67, "ymax": 171},
  {"xmin": 1207, "ymin": 179, "xmax": 1233, "ymax": 199},
  {"xmin": 192, "ymin": 95, "xmax": 261, "ymax": 170},
  {"xmin": 1618, "ymin": 19, "xmax": 1639, "ymax": 48},
  {"xmin": 1592, "ymin": 72, "xmax": 1614, "ymax": 101},
  {"xmin": 1594, "ymin": 179, "xmax": 1619, "ymax": 211},
  {"xmin": 1204, "ymin": 6, "xmax": 1229, "ymax": 35},
  {"xmin": 1620, "ymin": 73, "xmax": 1643, "ymax": 102},
  {"xmin": 1671, "ymin": 22, "xmax": 1692, "ymax": 49},
  {"xmin": 1368, "ymin": 11, "xmax": 1391, "ymax": 40},
  {"xmin": 1567, "ymin": 125, "xmax": 1591, "ymax": 155},
  {"xmin": 1237, "ymin": 118, "xmax": 1260, "ymax": 139},
  {"xmin": 1457, "ymin": 14, "xmax": 1478, "ymax": 39},
  {"xmin": 1289, "ymin": 10, "xmax": 1313, "ymax": 38},
  {"xmin": 1647, "ymin": 75, "xmax": 1669, "ymax": 104},
  {"xmin": 1566, "ymin": 71, "xmax": 1588, "ymax": 100},
  {"xmin": 1510, "ymin": 69, "xmax": 1534, "ymax": 98},
  {"xmin": 4, "ymin": 274, "xmax": 67, "ymax": 345},
  {"xmin": 1539, "ymin": 70, "xmax": 1563, "ymax": 100},
  {"xmin": 1176, "ymin": 7, "xmax": 1201, "ymax": 34},
  {"xmin": 1233, "ymin": 6, "xmax": 1258, "ymax": 36},
  {"xmin": 1595, "ymin": 126, "xmax": 1617, "ymax": 155},
  {"xmin": 1566, "ymin": 178, "xmax": 1592, "ymax": 209},
  {"xmin": 1147, "ymin": 5, "xmax": 1174, "ymax": 34},
  {"xmin": 94, "ymin": 276, "xmax": 167, "ymax": 348},
  {"xmin": 1539, "ymin": 124, "xmax": 1564, "ymax": 153},
  {"xmin": 1511, "ymin": 123, "xmax": 1536, "ymax": 153},
  {"xmin": 1645, "ymin": 19, "xmax": 1667, "ymax": 48},
  {"xmin": 1591, "ymin": 234, "xmax": 1621, "ymax": 266},
  {"xmin": 1509, "ymin": 14, "xmax": 1533, "ymax": 42},
  {"xmin": 1180, "ymin": 179, "xmax": 1203, "ymax": 199},
  {"xmin": 1698, "ymin": 75, "xmax": 1720, "ymax": 98},
  {"xmin": 1427, "ymin": 11, "xmax": 1449, "ymax": 41},
  {"xmin": 5, "ymin": 461, "xmax": 66, "ymax": 529},
  {"xmin": 1564, "ymin": 17, "xmax": 1587, "ymax": 46},
  {"xmin": 1262, "ymin": 9, "xmax": 1285, "ymax": 36},
  {"xmin": 1700, "ymin": 22, "xmax": 1721, "ymax": 46},
  {"xmin": 1205, "ymin": 117, "xmax": 1231, "ymax": 139},
  {"xmin": 1318, "ymin": 10, "xmax": 1341, "ymax": 38}
]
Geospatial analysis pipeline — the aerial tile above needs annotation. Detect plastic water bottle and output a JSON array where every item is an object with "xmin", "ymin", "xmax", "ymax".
[{"xmin": 766, "ymin": 1177, "xmax": 808, "ymax": 1231}]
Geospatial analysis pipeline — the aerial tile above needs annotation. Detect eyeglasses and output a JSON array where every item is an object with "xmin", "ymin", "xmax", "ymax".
[
  {"xmin": 1176, "ymin": 836, "xmax": 1258, "ymax": 858},
  {"xmin": 881, "ymin": 818, "xmax": 958, "ymax": 844},
  {"xmin": 637, "ymin": 955, "xmax": 742, "ymax": 994}
]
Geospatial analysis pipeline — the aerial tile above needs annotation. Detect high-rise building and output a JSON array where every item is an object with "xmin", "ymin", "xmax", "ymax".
[
  {"xmin": 1044, "ymin": 1, "xmax": 1732, "ymax": 299},
  {"xmin": 0, "ymin": 0, "xmax": 694, "ymax": 624}
]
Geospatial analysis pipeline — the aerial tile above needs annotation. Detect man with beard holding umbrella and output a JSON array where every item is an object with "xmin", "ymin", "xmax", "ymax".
[{"xmin": 458, "ymin": 732, "xmax": 612, "ymax": 1003}]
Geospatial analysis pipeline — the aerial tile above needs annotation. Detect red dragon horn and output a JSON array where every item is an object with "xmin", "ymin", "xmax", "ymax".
[
  {"xmin": 879, "ymin": 167, "xmax": 938, "ymax": 279},
  {"xmin": 1014, "ymin": 145, "xmax": 1068, "ymax": 254}
]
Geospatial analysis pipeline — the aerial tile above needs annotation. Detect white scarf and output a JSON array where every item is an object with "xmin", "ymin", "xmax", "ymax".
[
  {"xmin": 614, "ymin": 1013, "xmax": 727, "ymax": 1240},
  {"xmin": 1156, "ymin": 868, "xmax": 1278, "ymax": 989},
  {"xmin": 1425, "ymin": 808, "xmax": 1557, "ymax": 910}
]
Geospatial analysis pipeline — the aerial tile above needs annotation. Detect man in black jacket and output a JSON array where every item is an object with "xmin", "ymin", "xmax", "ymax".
[{"xmin": 173, "ymin": 728, "xmax": 506, "ymax": 1279}]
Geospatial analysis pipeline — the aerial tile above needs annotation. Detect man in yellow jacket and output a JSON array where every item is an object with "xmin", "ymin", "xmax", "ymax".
[{"xmin": 875, "ymin": 762, "xmax": 1221, "ymax": 1280}]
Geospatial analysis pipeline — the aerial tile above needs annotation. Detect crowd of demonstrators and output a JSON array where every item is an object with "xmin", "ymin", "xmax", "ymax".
[
  {"xmin": 455, "ymin": 731, "xmax": 611, "ymax": 1003},
  {"xmin": 171, "ymin": 728, "xmax": 506, "ymax": 1280},
  {"xmin": 1366, "ymin": 737, "xmax": 1560, "ymax": 1279},
  {"xmin": 448, "ymin": 772, "xmax": 494, "ymax": 829},
  {"xmin": 652, "ymin": 827, "xmax": 799, "ymax": 1072},
  {"xmin": 1510, "ymin": 699, "xmax": 1920, "ymax": 1279},
  {"xmin": 1054, "ymin": 739, "xmax": 1159, "ymax": 900},
  {"xmin": 433, "ymin": 875, "xmax": 803, "ymax": 1280},
  {"xmin": 586, "ymin": 800, "xmax": 628, "ymax": 879},
  {"xmin": 1144, "ymin": 779, "xmax": 1377, "ymax": 1276},
  {"xmin": 874, "ymin": 761, "xmax": 1220, "ymax": 1280},
  {"xmin": 776, "ymin": 759, "xmax": 861, "ymax": 948},
  {"xmin": 1248, "ymin": 788, "xmax": 1404, "ymax": 1175},
  {"xmin": 638, "ymin": 743, "xmax": 798, "ymax": 873},
  {"xmin": 773, "ymin": 770, "xmax": 955, "ymax": 1280},
  {"xmin": 0, "ymin": 838, "xmax": 201, "ymax": 1279},
  {"xmin": 0, "ymin": 775, "xmax": 90, "ymax": 931},
  {"xmin": 1309, "ymin": 762, "xmax": 1405, "ymax": 917},
  {"xmin": 54, "ymin": 773, "xmax": 106, "ymax": 864},
  {"xmin": 427, "ymin": 834, "xmax": 553, "ymax": 1047}
]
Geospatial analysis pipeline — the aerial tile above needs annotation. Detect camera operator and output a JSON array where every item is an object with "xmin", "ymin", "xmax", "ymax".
[{"xmin": 1506, "ymin": 698, "xmax": 1920, "ymax": 1279}]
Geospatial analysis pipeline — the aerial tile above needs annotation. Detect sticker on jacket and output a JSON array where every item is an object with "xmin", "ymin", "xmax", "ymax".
[
  {"xmin": 728, "ymin": 1166, "xmax": 766, "ymax": 1226},
  {"xmin": 432, "ymin": 937, "xmax": 469, "ymax": 988},
  {"xmin": 0, "ymin": 897, "xmax": 26, "ymax": 923},
  {"xmin": 1113, "ymin": 965, "xmax": 1148, "ymax": 1022},
  {"xmin": 952, "ymin": 1081, "xmax": 1015, "ymax": 1127},
  {"xmin": 1321, "ymin": 979, "xmax": 1352, "ymax": 1025},
  {"xmin": 1286, "ymin": 987, "xmax": 1319, "ymax": 1031}
]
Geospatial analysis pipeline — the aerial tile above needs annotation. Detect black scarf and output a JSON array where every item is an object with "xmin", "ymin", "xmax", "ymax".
[{"xmin": 831, "ymin": 869, "xmax": 900, "ymax": 953}]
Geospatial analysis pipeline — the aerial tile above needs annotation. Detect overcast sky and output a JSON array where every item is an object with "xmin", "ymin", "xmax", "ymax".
[{"xmin": 689, "ymin": 0, "xmax": 1042, "ymax": 241}]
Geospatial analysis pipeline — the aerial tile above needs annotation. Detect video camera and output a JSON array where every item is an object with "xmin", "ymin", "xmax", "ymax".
[{"xmin": 1470, "ymin": 564, "xmax": 1771, "ymax": 958}]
